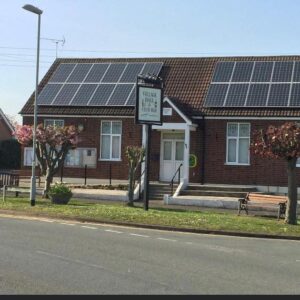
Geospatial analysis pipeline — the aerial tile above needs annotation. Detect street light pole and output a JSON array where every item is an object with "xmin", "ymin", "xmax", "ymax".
[{"xmin": 23, "ymin": 4, "xmax": 43, "ymax": 206}]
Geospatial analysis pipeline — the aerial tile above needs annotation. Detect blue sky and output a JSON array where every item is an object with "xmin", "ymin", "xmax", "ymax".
[{"xmin": 1, "ymin": 0, "xmax": 300, "ymax": 123}]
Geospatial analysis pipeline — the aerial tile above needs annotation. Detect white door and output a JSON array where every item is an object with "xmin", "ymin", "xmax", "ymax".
[{"xmin": 160, "ymin": 133, "xmax": 184, "ymax": 182}]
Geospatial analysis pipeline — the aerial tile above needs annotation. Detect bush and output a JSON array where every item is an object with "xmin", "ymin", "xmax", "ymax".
[{"xmin": 0, "ymin": 139, "xmax": 21, "ymax": 169}]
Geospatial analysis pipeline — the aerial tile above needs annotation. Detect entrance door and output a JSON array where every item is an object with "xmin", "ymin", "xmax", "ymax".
[{"xmin": 160, "ymin": 132, "xmax": 184, "ymax": 182}]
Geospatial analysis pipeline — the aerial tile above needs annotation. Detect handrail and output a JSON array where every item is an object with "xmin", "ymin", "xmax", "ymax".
[{"xmin": 170, "ymin": 163, "xmax": 183, "ymax": 195}]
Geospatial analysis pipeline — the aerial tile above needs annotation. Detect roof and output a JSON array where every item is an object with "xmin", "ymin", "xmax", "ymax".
[
  {"xmin": 0, "ymin": 108, "xmax": 14, "ymax": 132},
  {"xmin": 20, "ymin": 55, "xmax": 300, "ymax": 118}
]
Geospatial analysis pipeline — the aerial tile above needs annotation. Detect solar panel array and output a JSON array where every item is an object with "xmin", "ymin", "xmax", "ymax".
[
  {"xmin": 204, "ymin": 61, "xmax": 300, "ymax": 107},
  {"xmin": 38, "ymin": 62, "xmax": 163, "ymax": 106}
]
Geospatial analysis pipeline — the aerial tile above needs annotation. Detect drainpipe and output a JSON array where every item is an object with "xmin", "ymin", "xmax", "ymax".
[{"xmin": 201, "ymin": 115, "xmax": 206, "ymax": 185}]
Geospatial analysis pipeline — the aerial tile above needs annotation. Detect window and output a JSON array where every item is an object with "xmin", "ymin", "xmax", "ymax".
[
  {"xmin": 226, "ymin": 123, "xmax": 250, "ymax": 165},
  {"xmin": 100, "ymin": 121, "xmax": 122, "ymax": 160},
  {"xmin": 65, "ymin": 148, "xmax": 97, "ymax": 168},
  {"xmin": 24, "ymin": 147, "xmax": 34, "ymax": 166},
  {"xmin": 44, "ymin": 119, "xmax": 64, "ymax": 128}
]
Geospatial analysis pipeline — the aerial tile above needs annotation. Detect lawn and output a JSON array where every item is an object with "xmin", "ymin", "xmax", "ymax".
[{"xmin": 0, "ymin": 196, "xmax": 300, "ymax": 237}]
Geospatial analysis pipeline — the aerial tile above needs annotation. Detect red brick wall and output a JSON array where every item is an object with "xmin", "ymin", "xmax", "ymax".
[
  {"xmin": 22, "ymin": 115, "xmax": 296, "ymax": 187},
  {"xmin": 22, "ymin": 116, "xmax": 142, "ymax": 179},
  {"xmin": 203, "ymin": 119, "xmax": 299, "ymax": 186}
]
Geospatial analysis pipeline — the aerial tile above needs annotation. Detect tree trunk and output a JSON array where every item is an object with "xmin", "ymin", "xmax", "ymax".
[
  {"xmin": 285, "ymin": 157, "xmax": 298, "ymax": 225},
  {"xmin": 43, "ymin": 168, "xmax": 52, "ymax": 199}
]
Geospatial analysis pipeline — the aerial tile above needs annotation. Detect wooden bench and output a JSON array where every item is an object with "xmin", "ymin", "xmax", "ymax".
[{"xmin": 238, "ymin": 192, "xmax": 287, "ymax": 220}]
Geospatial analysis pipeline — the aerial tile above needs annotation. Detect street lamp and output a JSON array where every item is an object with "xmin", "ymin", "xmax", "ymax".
[{"xmin": 23, "ymin": 4, "xmax": 43, "ymax": 206}]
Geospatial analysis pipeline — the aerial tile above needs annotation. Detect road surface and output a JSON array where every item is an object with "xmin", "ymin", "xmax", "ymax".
[{"xmin": 0, "ymin": 214, "xmax": 300, "ymax": 294}]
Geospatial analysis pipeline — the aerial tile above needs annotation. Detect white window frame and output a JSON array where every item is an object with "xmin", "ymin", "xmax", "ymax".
[
  {"xmin": 24, "ymin": 147, "xmax": 34, "ymax": 166},
  {"xmin": 65, "ymin": 147, "xmax": 97, "ymax": 168},
  {"xmin": 226, "ymin": 122, "xmax": 250, "ymax": 166},
  {"xmin": 100, "ymin": 120, "xmax": 122, "ymax": 161},
  {"xmin": 44, "ymin": 119, "xmax": 64, "ymax": 128}
]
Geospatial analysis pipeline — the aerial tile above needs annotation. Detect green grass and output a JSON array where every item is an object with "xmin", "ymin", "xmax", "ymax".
[{"xmin": 1, "ymin": 196, "xmax": 300, "ymax": 237}]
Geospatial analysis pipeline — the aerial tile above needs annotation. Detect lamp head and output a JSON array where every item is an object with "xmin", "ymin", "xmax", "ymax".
[{"xmin": 23, "ymin": 4, "xmax": 43, "ymax": 15}]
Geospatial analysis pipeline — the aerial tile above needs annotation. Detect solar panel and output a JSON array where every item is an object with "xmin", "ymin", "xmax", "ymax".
[
  {"xmin": 251, "ymin": 62, "xmax": 273, "ymax": 82},
  {"xmin": 84, "ymin": 63, "xmax": 109, "ymax": 83},
  {"xmin": 141, "ymin": 62, "xmax": 163, "ymax": 76},
  {"xmin": 231, "ymin": 62, "xmax": 254, "ymax": 82},
  {"xmin": 267, "ymin": 84, "xmax": 290, "ymax": 106},
  {"xmin": 289, "ymin": 83, "xmax": 300, "ymax": 106},
  {"xmin": 88, "ymin": 84, "xmax": 115, "ymax": 106},
  {"xmin": 293, "ymin": 62, "xmax": 300, "ymax": 82},
  {"xmin": 49, "ymin": 64, "xmax": 76, "ymax": 82},
  {"xmin": 204, "ymin": 84, "xmax": 228, "ymax": 107},
  {"xmin": 225, "ymin": 84, "xmax": 248, "ymax": 106},
  {"xmin": 119, "ymin": 63, "xmax": 145, "ymax": 82},
  {"xmin": 246, "ymin": 84, "xmax": 269, "ymax": 106},
  {"xmin": 70, "ymin": 84, "xmax": 98, "ymax": 106},
  {"xmin": 106, "ymin": 84, "xmax": 134, "ymax": 106},
  {"xmin": 37, "ymin": 84, "xmax": 63, "ymax": 105},
  {"xmin": 101, "ymin": 63, "xmax": 127, "ymax": 83},
  {"xmin": 40, "ymin": 61, "xmax": 164, "ymax": 107},
  {"xmin": 126, "ymin": 87, "xmax": 136, "ymax": 105},
  {"xmin": 272, "ymin": 61, "xmax": 293, "ymax": 82},
  {"xmin": 67, "ymin": 64, "xmax": 92, "ymax": 82},
  {"xmin": 212, "ymin": 62, "xmax": 234, "ymax": 82},
  {"xmin": 52, "ymin": 84, "xmax": 80, "ymax": 106},
  {"xmin": 205, "ymin": 60, "xmax": 300, "ymax": 108}
]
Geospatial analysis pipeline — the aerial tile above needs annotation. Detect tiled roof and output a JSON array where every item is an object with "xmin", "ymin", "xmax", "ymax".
[
  {"xmin": 0, "ymin": 108, "xmax": 14, "ymax": 132},
  {"xmin": 20, "ymin": 55, "xmax": 300, "ymax": 118}
]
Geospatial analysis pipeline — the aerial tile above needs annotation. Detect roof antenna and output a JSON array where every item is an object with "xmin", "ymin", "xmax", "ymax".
[{"xmin": 41, "ymin": 36, "xmax": 66, "ymax": 58}]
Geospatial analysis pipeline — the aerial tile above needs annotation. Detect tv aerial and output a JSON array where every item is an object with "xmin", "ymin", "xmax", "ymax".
[{"xmin": 41, "ymin": 36, "xmax": 66, "ymax": 58}]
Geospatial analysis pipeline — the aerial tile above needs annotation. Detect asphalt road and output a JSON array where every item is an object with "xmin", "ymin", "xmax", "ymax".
[{"xmin": 0, "ymin": 214, "xmax": 300, "ymax": 295}]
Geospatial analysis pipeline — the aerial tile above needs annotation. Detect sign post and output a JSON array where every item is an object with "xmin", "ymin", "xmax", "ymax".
[{"xmin": 135, "ymin": 74, "xmax": 163, "ymax": 211}]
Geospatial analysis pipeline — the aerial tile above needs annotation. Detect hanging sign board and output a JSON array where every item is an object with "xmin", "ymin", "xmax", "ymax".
[{"xmin": 135, "ymin": 86, "xmax": 162, "ymax": 125}]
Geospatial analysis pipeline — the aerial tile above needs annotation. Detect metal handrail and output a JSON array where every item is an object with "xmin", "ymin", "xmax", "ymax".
[{"xmin": 170, "ymin": 163, "xmax": 183, "ymax": 195}]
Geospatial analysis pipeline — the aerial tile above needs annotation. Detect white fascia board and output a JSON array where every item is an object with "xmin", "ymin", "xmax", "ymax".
[{"xmin": 163, "ymin": 97, "xmax": 192, "ymax": 125}]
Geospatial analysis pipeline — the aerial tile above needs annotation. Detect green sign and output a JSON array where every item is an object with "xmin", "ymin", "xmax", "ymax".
[{"xmin": 189, "ymin": 154, "xmax": 197, "ymax": 168}]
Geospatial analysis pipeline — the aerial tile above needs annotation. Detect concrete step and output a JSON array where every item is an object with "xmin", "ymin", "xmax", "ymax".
[
  {"xmin": 187, "ymin": 184, "xmax": 257, "ymax": 192},
  {"xmin": 180, "ymin": 190, "xmax": 248, "ymax": 198}
]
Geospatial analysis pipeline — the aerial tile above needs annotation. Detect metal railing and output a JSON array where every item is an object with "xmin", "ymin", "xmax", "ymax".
[
  {"xmin": 170, "ymin": 163, "xmax": 183, "ymax": 195},
  {"xmin": 0, "ymin": 172, "xmax": 20, "ymax": 188}
]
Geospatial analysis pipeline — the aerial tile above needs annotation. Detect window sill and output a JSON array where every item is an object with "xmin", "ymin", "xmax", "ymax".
[
  {"xmin": 224, "ymin": 163, "xmax": 250, "ymax": 166},
  {"xmin": 98, "ymin": 159, "xmax": 122, "ymax": 162}
]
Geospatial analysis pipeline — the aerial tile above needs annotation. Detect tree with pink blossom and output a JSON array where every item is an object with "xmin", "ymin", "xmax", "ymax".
[
  {"xmin": 250, "ymin": 122, "xmax": 300, "ymax": 224},
  {"xmin": 14, "ymin": 123, "xmax": 79, "ymax": 198}
]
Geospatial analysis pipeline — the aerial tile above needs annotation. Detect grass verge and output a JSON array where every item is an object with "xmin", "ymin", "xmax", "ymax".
[{"xmin": 0, "ymin": 196, "xmax": 300, "ymax": 237}]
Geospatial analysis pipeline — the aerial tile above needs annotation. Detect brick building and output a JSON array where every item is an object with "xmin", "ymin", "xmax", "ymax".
[
  {"xmin": 19, "ymin": 56, "xmax": 300, "ymax": 191},
  {"xmin": 0, "ymin": 108, "xmax": 14, "ymax": 141}
]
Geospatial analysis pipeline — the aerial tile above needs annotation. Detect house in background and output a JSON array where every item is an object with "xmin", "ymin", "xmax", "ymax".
[
  {"xmin": 0, "ymin": 108, "xmax": 15, "ymax": 141},
  {"xmin": 19, "ymin": 56, "xmax": 300, "ymax": 193}
]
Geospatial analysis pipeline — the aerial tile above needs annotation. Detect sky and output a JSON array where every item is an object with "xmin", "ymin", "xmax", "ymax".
[{"xmin": 2, "ymin": 0, "xmax": 300, "ymax": 123}]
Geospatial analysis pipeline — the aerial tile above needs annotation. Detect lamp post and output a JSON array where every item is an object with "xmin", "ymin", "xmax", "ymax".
[{"xmin": 23, "ymin": 4, "xmax": 43, "ymax": 206}]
